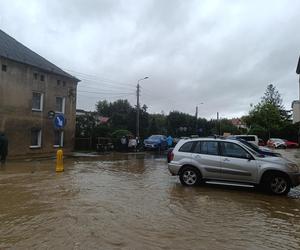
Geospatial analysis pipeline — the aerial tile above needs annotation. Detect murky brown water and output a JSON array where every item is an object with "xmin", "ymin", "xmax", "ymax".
[{"xmin": 0, "ymin": 150, "xmax": 300, "ymax": 249}]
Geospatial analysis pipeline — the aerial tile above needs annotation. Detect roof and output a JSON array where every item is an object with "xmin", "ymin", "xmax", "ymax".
[{"xmin": 0, "ymin": 29, "xmax": 79, "ymax": 81}]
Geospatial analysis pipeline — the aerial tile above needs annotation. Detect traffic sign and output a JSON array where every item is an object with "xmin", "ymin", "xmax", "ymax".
[
  {"xmin": 48, "ymin": 110, "xmax": 55, "ymax": 119},
  {"xmin": 54, "ymin": 114, "xmax": 66, "ymax": 129}
]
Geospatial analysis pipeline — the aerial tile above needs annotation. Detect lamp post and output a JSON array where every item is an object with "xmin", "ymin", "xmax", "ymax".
[
  {"xmin": 136, "ymin": 76, "xmax": 149, "ymax": 139},
  {"xmin": 296, "ymin": 56, "xmax": 300, "ymax": 142},
  {"xmin": 297, "ymin": 56, "xmax": 300, "ymax": 99},
  {"xmin": 195, "ymin": 103, "xmax": 204, "ymax": 134}
]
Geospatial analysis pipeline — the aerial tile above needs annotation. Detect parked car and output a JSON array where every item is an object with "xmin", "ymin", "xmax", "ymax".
[
  {"xmin": 233, "ymin": 135, "xmax": 259, "ymax": 146},
  {"xmin": 168, "ymin": 138, "xmax": 300, "ymax": 195},
  {"xmin": 283, "ymin": 139, "xmax": 299, "ymax": 148},
  {"xmin": 258, "ymin": 138, "xmax": 266, "ymax": 146},
  {"xmin": 267, "ymin": 138, "xmax": 287, "ymax": 149},
  {"xmin": 144, "ymin": 135, "xmax": 167, "ymax": 150},
  {"xmin": 228, "ymin": 137, "xmax": 281, "ymax": 157}
]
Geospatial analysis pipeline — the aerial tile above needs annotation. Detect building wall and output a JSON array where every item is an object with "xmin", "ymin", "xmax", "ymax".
[
  {"xmin": 292, "ymin": 101, "xmax": 300, "ymax": 124},
  {"xmin": 0, "ymin": 57, "xmax": 78, "ymax": 157}
]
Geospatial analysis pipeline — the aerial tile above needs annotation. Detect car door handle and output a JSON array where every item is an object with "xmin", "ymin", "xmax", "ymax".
[
  {"xmin": 223, "ymin": 158, "xmax": 230, "ymax": 162},
  {"xmin": 194, "ymin": 155, "xmax": 201, "ymax": 159}
]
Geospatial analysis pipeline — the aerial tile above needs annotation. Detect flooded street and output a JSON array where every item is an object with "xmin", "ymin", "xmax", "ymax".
[{"xmin": 0, "ymin": 151, "xmax": 300, "ymax": 250}]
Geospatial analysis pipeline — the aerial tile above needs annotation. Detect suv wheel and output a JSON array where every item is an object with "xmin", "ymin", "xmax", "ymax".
[
  {"xmin": 265, "ymin": 174, "xmax": 291, "ymax": 195},
  {"xmin": 179, "ymin": 166, "xmax": 201, "ymax": 186}
]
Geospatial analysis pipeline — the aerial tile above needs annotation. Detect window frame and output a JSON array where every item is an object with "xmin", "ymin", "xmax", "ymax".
[
  {"xmin": 179, "ymin": 141, "xmax": 195, "ymax": 153},
  {"xmin": 55, "ymin": 96, "xmax": 66, "ymax": 114},
  {"xmin": 2, "ymin": 64, "xmax": 7, "ymax": 72},
  {"xmin": 195, "ymin": 140, "xmax": 220, "ymax": 156},
  {"xmin": 32, "ymin": 91, "xmax": 44, "ymax": 112},
  {"xmin": 220, "ymin": 142, "xmax": 252, "ymax": 160},
  {"xmin": 53, "ymin": 130, "xmax": 64, "ymax": 148},
  {"xmin": 30, "ymin": 128, "xmax": 42, "ymax": 148}
]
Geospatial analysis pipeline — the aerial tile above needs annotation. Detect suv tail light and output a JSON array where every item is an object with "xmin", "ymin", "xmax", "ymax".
[{"xmin": 170, "ymin": 152, "xmax": 174, "ymax": 162}]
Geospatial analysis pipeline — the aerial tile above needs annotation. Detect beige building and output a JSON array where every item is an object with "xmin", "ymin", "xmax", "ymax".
[
  {"xmin": 0, "ymin": 29, "xmax": 80, "ymax": 157},
  {"xmin": 292, "ymin": 101, "xmax": 300, "ymax": 123}
]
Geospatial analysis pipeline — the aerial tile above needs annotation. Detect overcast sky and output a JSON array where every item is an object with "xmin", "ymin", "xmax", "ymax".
[{"xmin": 1, "ymin": 0, "xmax": 300, "ymax": 119}]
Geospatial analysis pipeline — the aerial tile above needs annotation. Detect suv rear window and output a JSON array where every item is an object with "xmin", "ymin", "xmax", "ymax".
[{"xmin": 179, "ymin": 142, "xmax": 194, "ymax": 152}]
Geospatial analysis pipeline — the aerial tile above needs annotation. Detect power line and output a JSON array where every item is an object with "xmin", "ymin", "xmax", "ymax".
[
  {"xmin": 63, "ymin": 68, "xmax": 136, "ymax": 87},
  {"xmin": 78, "ymin": 90, "xmax": 135, "ymax": 95},
  {"xmin": 77, "ymin": 93, "xmax": 135, "ymax": 99},
  {"xmin": 77, "ymin": 78, "xmax": 136, "ymax": 93}
]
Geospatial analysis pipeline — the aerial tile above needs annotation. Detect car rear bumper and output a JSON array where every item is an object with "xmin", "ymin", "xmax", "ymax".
[
  {"xmin": 144, "ymin": 144, "xmax": 159, "ymax": 149},
  {"xmin": 168, "ymin": 162, "xmax": 181, "ymax": 175},
  {"xmin": 288, "ymin": 173, "xmax": 300, "ymax": 187}
]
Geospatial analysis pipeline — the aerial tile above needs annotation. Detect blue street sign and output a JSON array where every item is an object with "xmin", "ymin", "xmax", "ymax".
[{"xmin": 54, "ymin": 114, "xmax": 66, "ymax": 129}]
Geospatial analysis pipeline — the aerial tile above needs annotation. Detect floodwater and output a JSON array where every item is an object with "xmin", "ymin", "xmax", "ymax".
[{"xmin": 0, "ymin": 150, "xmax": 300, "ymax": 250}]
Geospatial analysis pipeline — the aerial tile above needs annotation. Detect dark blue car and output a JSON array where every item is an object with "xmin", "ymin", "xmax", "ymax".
[{"xmin": 144, "ymin": 135, "xmax": 167, "ymax": 150}]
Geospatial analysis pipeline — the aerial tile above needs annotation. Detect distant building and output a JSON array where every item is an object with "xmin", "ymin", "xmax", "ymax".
[
  {"xmin": 76, "ymin": 109, "xmax": 110, "ymax": 125},
  {"xmin": 231, "ymin": 118, "xmax": 247, "ymax": 130},
  {"xmin": 0, "ymin": 29, "xmax": 80, "ymax": 157},
  {"xmin": 292, "ymin": 101, "xmax": 300, "ymax": 123}
]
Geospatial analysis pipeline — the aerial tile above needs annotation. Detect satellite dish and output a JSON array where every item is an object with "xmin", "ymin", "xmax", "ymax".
[{"xmin": 297, "ymin": 56, "xmax": 300, "ymax": 74}]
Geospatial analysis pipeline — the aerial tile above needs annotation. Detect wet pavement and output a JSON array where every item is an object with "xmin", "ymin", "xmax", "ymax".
[{"xmin": 0, "ymin": 150, "xmax": 300, "ymax": 249}]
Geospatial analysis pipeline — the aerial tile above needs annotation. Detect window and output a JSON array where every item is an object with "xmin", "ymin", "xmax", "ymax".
[
  {"xmin": 57, "ymin": 80, "xmax": 61, "ymax": 86},
  {"xmin": 55, "ymin": 97, "xmax": 65, "ymax": 113},
  {"xmin": 54, "ymin": 130, "xmax": 64, "ymax": 147},
  {"xmin": 2, "ymin": 64, "xmax": 7, "ymax": 72},
  {"xmin": 179, "ymin": 142, "xmax": 194, "ymax": 152},
  {"xmin": 220, "ymin": 142, "xmax": 249, "ymax": 159},
  {"xmin": 30, "ymin": 128, "xmax": 42, "ymax": 148},
  {"xmin": 199, "ymin": 141, "xmax": 219, "ymax": 155},
  {"xmin": 40, "ymin": 75, "xmax": 45, "ymax": 81},
  {"xmin": 193, "ymin": 141, "xmax": 201, "ymax": 153},
  {"xmin": 34, "ymin": 73, "xmax": 38, "ymax": 79},
  {"xmin": 63, "ymin": 81, "xmax": 66, "ymax": 87},
  {"xmin": 32, "ymin": 92, "xmax": 43, "ymax": 111}
]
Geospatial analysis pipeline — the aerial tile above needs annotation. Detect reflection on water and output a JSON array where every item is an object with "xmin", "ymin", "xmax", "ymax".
[{"xmin": 0, "ymin": 151, "xmax": 299, "ymax": 249}]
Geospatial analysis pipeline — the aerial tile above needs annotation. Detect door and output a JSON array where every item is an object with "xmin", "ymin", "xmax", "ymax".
[
  {"xmin": 191, "ymin": 141, "xmax": 221, "ymax": 179},
  {"xmin": 219, "ymin": 142, "xmax": 258, "ymax": 183}
]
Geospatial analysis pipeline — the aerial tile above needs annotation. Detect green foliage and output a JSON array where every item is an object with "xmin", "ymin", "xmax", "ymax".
[
  {"xmin": 95, "ymin": 99, "xmax": 149, "ymax": 137},
  {"xmin": 244, "ymin": 84, "xmax": 294, "ymax": 139}
]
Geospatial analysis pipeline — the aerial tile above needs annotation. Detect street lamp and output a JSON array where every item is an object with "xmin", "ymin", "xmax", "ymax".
[
  {"xmin": 297, "ymin": 56, "xmax": 300, "ymax": 99},
  {"xmin": 195, "ymin": 103, "xmax": 204, "ymax": 134},
  {"xmin": 136, "ymin": 76, "xmax": 149, "ymax": 139}
]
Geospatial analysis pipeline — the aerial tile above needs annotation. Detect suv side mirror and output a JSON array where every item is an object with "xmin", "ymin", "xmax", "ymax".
[{"xmin": 246, "ymin": 153, "xmax": 252, "ymax": 161}]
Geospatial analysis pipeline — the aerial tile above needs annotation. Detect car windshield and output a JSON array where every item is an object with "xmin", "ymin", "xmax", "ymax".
[{"xmin": 149, "ymin": 135, "xmax": 162, "ymax": 140}]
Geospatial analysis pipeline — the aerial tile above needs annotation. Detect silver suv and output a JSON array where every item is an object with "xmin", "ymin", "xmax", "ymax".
[{"xmin": 168, "ymin": 138, "xmax": 300, "ymax": 195}]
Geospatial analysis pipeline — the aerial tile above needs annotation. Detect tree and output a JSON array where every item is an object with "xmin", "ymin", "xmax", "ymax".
[
  {"xmin": 261, "ymin": 84, "xmax": 291, "ymax": 121},
  {"xmin": 244, "ymin": 84, "xmax": 292, "ymax": 139}
]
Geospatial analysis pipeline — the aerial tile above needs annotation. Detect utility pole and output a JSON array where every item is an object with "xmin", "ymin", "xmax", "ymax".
[
  {"xmin": 195, "ymin": 106, "xmax": 198, "ymax": 134},
  {"xmin": 297, "ymin": 55, "xmax": 300, "ymax": 99},
  {"xmin": 136, "ymin": 83, "xmax": 140, "ymax": 139},
  {"xmin": 296, "ymin": 56, "xmax": 300, "ymax": 142},
  {"xmin": 195, "ymin": 103, "xmax": 203, "ymax": 135},
  {"xmin": 217, "ymin": 112, "xmax": 220, "ymax": 136},
  {"xmin": 136, "ymin": 77, "xmax": 149, "ymax": 139}
]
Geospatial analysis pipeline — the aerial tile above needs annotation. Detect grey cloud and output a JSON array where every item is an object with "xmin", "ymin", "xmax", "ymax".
[{"xmin": 1, "ymin": 0, "xmax": 300, "ymax": 118}]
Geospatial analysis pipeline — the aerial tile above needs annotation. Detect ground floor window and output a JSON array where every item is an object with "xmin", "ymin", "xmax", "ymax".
[
  {"xmin": 30, "ymin": 128, "xmax": 42, "ymax": 148},
  {"xmin": 54, "ymin": 130, "xmax": 64, "ymax": 147}
]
